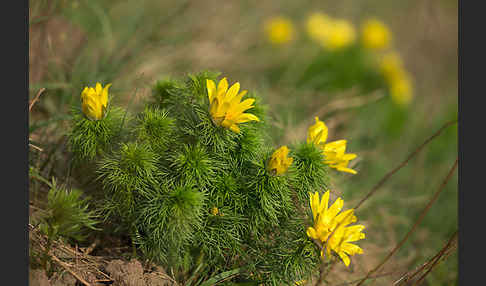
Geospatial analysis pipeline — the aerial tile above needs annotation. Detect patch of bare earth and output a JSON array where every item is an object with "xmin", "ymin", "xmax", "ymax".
[{"xmin": 29, "ymin": 224, "xmax": 176, "ymax": 286}]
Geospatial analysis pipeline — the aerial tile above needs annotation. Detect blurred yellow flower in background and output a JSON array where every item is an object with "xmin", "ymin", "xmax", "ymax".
[
  {"xmin": 380, "ymin": 52, "xmax": 404, "ymax": 80},
  {"xmin": 389, "ymin": 74, "xmax": 413, "ymax": 106},
  {"xmin": 268, "ymin": 145, "xmax": 293, "ymax": 175},
  {"xmin": 81, "ymin": 82, "xmax": 111, "ymax": 120},
  {"xmin": 379, "ymin": 52, "xmax": 414, "ymax": 106},
  {"xmin": 264, "ymin": 16, "xmax": 295, "ymax": 45},
  {"xmin": 307, "ymin": 117, "xmax": 358, "ymax": 174},
  {"xmin": 306, "ymin": 12, "xmax": 334, "ymax": 44},
  {"xmin": 307, "ymin": 190, "xmax": 365, "ymax": 267},
  {"xmin": 361, "ymin": 18, "xmax": 391, "ymax": 50},
  {"xmin": 327, "ymin": 19, "xmax": 356, "ymax": 50},
  {"xmin": 207, "ymin": 78, "xmax": 260, "ymax": 133},
  {"xmin": 306, "ymin": 13, "xmax": 356, "ymax": 51}
]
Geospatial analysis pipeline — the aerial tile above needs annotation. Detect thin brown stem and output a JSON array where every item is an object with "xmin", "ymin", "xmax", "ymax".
[
  {"xmin": 411, "ymin": 231, "xmax": 458, "ymax": 286},
  {"xmin": 393, "ymin": 230, "xmax": 457, "ymax": 285},
  {"xmin": 29, "ymin": 87, "xmax": 46, "ymax": 113},
  {"xmin": 29, "ymin": 142, "xmax": 44, "ymax": 152},
  {"xmin": 49, "ymin": 254, "xmax": 92, "ymax": 286},
  {"xmin": 355, "ymin": 158, "xmax": 458, "ymax": 286},
  {"xmin": 354, "ymin": 119, "xmax": 457, "ymax": 210},
  {"xmin": 314, "ymin": 256, "xmax": 333, "ymax": 286}
]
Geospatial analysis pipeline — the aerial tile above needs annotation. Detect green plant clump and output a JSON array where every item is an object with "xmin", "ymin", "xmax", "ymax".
[
  {"xmin": 36, "ymin": 178, "xmax": 100, "ymax": 243},
  {"xmin": 68, "ymin": 71, "xmax": 334, "ymax": 285}
]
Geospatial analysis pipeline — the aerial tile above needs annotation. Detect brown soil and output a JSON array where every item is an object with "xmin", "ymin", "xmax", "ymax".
[
  {"xmin": 29, "ymin": 259, "xmax": 175, "ymax": 286},
  {"xmin": 29, "ymin": 224, "xmax": 176, "ymax": 286}
]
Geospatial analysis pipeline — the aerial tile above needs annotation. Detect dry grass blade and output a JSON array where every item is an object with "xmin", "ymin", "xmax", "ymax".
[
  {"xmin": 355, "ymin": 158, "xmax": 458, "ymax": 286},
  {"xmin": 354, "ymin": 119, "xmax": 457, "ymax": 210},
  {"xmin": 29, "ymin": 88, "xmax": 47, "ymax": 152},
  {"xmin": 410, "ymin": 231, "xmax": 458, "ymax": 286},
  {"xmin": 49, "ymin": 254, "xmax": 92, "ymax": 286},
  {"xmin": 29, "ymin": 87, "xmax": 46, "ymax": 113},
  {"xmin": 29, "ymin": 224, "xmax": 113, "ymax": 286},
  {"xmin": 29, "ymin": 143, "xmax": 44, "ymax": 152},
  {"xmin": 393, "ymin": 230, "xmax": 457, "ymax": 285}
]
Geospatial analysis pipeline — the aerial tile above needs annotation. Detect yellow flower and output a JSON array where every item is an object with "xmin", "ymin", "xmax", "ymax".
[
  {"xmin": 379, "ymin": 52, "xmax": 414, "ymax": 106},
  {"xmin": 326, "ymin": 19, "xmax": 356, "ymax": 51},
  {"xmin": 323, "ymin": 140, "xmax": 358, "ymax": 174},
  {"xmin": 306, "ymin": 116, "xmax": 328, "ymax": 146},
  {"xmin": 389, "ymin": 73, "xmax": 413, "ymax": 106},
  {"xmin": 306, "ymin": 13, "xmax": 356, "ymax": 51},
  {"xmin": 211, "ymin": 207, "xmax": 219, "ymax": 216},
  {"xmin": 307, "ymin": 117, "xmax": 358, "ymax": 174},
  {"xmin": 81, "ymin": 82, "xmax": 112, "ymax": 120},
  {"xmin": 361, "ymin": 18, "xmax": 391, "ymax": 50},
  {"xmin": 379, "ymin": 52, "xmax": 404, "ymax": 81},
  {"xmin": 264, "ymin": 16, "xmax": 295, "ymax": 45},
  {"xmin": 206, "ymin": 78, "xmax": 260, "ymax": 133},
  {"xmin": 306, "ymin": 12, "xmax": 334, "ymax": 44},
  {"xmin": 268, "ymin": 146, "xmax": 294, "ymax": 175},
  {"xmin": 295, "ymin": 279, "xmax": 307, "ymax": 285},
  {"xmin": 306, "ymin": 191, "xmax": 365, "ymax": 267}
]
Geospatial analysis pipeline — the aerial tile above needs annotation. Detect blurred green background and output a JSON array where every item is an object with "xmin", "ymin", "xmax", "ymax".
[{"xmin": 29, "ymin": 0, "xmax": 457, "ymax": 285}]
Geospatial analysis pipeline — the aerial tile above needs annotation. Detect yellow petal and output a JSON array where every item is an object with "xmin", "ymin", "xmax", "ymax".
[
  {"xmin": 306, "ymin": 227, "xmax": 318, "ymax": 239},
  {"xmin": 232, "ymin": 98, "xmax": 256, "ymax": 114},
  {"xmin": 310, "ymin": 192, "xmax": 320, "ymax": 222},
  {"xmin": 327, "ymin": 197, "xmax": 343, "ymax": 220},
  {"xmin": 226, "ymin": 82, "xmax": 240, "ymax": 101},
  {"xmin": 341, "ymin": 242, "xmax": 363, "ymax": 255},
  {"xmin": 341, "ymin": 153, "xmax": 357, "ymax": 161},
  {"xmin": 307, "ymin": 117, "xmax": 328, "ymax": 144},
  {"xmin": 88, "ymin": 87, "xmax": 96, "ymax": 95},
  {"xmin": 229, "ymin": 124, "xmax": 240, "ymax": 133},
  {"xmin": 336, "ymin": 166, "xmax": 357, "ymax": 174},
  {"xmin": 333, "ymin": 210, "xmax": 357, "ymax": 231},
  {"xmin": 342, "ymin": 225, "xmax": 366, "ymax": 242},
  {"xmin": 215, "ymin": 101, "xmax": 232, "ymax": 118},
  {"xmin": 235, "ymin": 113, "xmax": 259, "ymax": 123},
  {"xmin": 313, "ymin": 129, "xmax": 327, "ymax": 146},
  {"xmin": 81, "ymin": 87, "xmax": 89, "ymax": 100},
  {"xmin": 82, "ymin": 95, "xmax": 102, "ymax": 120},
  {"xmin": 319, "ymin": 190, "xmax": 330, "ymax": 216},
  {"xmin": 95, "ymin": 82, "xmax": 102, "ymax": 95},
  {"xmin": 210, "ymin": 96, "xmax": 220, "ymax": 118},
  {"xmin": 324, "ymin": 140, "xmax": 347, "ymax": 155},
  {"xmin": 207, "ymin": 79, "xmax": 216, "ymax": 102},
  {"xmin": 101, "ymin": 83, "xmax": 112, "ymax": 108},
  {"xmin": 217, "ymin": 77, "xmax": 229, "ymax": 97},
  {"xmin": 338, "ymin": 251, "xmax": 351, "ymax": 267}
]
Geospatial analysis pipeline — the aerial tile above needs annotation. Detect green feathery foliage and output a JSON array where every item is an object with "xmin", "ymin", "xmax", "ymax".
[
  {"xmin": 68, "ymin": 106, "xmax": 126, "ymax": 163},
  {"xmin": 290, "ymin": 142, "xmax": 331, "ymax": 202},
  {"xmin": 67, "ymin": 71, "xmax": 336, "ymax": 285},
  {"xmin": 37, "ymin": 179, "xmax": 100, "ymax": 243}
]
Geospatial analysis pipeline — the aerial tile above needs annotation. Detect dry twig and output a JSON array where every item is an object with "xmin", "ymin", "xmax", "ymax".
[
  {"xmin": 355, "ymin": 158, "xmax": 458, "ymax": 286},
  {"xmin": 393, "ymin": 230, "xmax": 457, "ymax": 285},
  {"xmin": 354, "ymin": 119, "xmax": 457, "ymax": 210},
  {"xmin": 409, "ymin": 230, "xmax": 458, "ymax": 286},
  {"xmin": 29, "ymin": 87, "xmax": 46, "ymax": 112}
]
